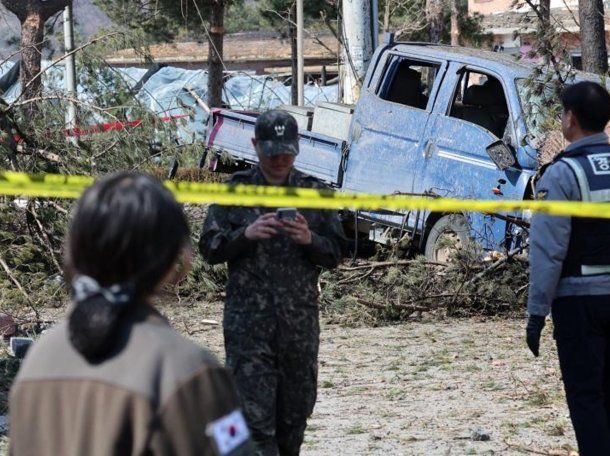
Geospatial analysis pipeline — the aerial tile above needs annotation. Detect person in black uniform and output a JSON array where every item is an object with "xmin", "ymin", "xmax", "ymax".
[{"xmin": 526, "ymin": 81, "xmax": 610, "ymax": 455}]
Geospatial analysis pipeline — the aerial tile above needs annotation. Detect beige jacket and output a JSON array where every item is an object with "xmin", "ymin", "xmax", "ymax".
[{"xmin": 9, "ymin": 305, "xmax": 252, "ymax": 455}]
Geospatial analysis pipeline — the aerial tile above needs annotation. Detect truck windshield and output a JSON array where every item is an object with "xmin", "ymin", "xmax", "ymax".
[{"xmin": 515, "ymin": 79, "xmax": 562, "ymax": 141}]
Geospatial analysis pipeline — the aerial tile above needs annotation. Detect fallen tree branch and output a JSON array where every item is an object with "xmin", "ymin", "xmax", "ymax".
[
  {"xmin": 16, "ymin": 144, "xmax": 64, "ymax": 164},
  {"xmin": 335, "ymin": 267, "xmax": 375, "ymax": 285},
  {"xmin": 13, "ymin": 95, "xmax": 123, "ymax": 124},
  {"xmin": 357, "ymin": 292, "xmax": 496, "ymax": 312},
  {"xmin": 27, "ymin": 204, "xmax": 62, "ymax": 274},
  {"xmin": 0, "ymin": 255, "xmax": 29, "ymax": 301},
  {"xmin": 467, "ymin": 244, "xmax": 529, "ymax": 284},
  {"xmin": 339, "ymin": 259, "xmax": 446, "ymax": 271},
  {"xmin": 0, "ymin": 253, "xmax": 41, "ymax": 322},
  {"xmin": 183, "ymin": 86, "xmax": 211, "ymax": 114},
  {"xmin": 46, "ymin": 200, "xmax": 68, "ymax": 215}
]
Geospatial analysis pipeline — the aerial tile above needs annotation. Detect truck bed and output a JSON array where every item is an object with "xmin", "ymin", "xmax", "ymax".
[{"xmin": 206, "ymin": 109, "xmax": 347, "ymax": 187}]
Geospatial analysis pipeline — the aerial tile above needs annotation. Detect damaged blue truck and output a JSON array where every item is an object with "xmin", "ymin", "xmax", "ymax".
[{"xmin": 202, "ymin": 37, "xmax": 571, "ymax": 260}]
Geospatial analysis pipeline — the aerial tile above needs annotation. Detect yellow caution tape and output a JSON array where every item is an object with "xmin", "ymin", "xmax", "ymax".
[{"xmin": 2, "ymin": 171, "xmax": 610, "ymax": 219}]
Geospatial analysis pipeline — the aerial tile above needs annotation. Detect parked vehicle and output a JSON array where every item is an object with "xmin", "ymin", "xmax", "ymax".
[{"xmin": 203, "ymin": 36, "xmax": 574, "ymax": 260}]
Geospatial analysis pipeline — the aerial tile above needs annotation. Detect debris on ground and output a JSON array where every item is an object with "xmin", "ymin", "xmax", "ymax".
[
  {"xmin": 471, "ymin": 427, "xmax": 492, "ymax": 442},
  {"xmin": 319, "ymin": 247, "xmax": 528, "ymax": 327}
]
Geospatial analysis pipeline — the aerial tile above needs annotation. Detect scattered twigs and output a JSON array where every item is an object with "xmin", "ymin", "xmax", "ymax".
[
  {"xmin": 504, "ymin": 441, "xmax": 573, "ymax": 455},
  {"xmin": 182, "ymin": 318, "xmax": 220, "ymax": 336}
]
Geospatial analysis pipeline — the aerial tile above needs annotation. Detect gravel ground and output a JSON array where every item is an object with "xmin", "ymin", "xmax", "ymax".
[
  {"xmin": 165, "ymin": 299, "xmax": 578, "ymax": 456},
  {"xmin": 0, "ymin": 299, "xmax": 579, "ymax": 456}
]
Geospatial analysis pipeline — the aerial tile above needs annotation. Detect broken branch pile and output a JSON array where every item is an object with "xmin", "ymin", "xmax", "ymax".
[{"xmin": 319, "ymin": 248, "xmax": 529, "ymax": 326}]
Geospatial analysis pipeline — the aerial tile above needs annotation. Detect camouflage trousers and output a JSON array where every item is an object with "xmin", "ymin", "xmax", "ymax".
[{"xmin": 224, "ymin": 308, "xmax": 320, "ymax": 456}]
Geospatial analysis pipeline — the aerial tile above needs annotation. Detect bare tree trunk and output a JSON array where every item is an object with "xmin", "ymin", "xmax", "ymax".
[
  {"xmin": 20, "ymin": 10, "xmax": 45, "ymax": 101},
  {"xmin": 289, "ymin": 2, "xmax": 298, "ymax": 105},
  {"xmin": 383, "ymin": 0, "xmax": 391, "ymax": 33},
  {"xmin": 426, "ymin": 0, "xmax": 444, "ymax": 43},
  {"xmin": 207, "ymin": 0, "xmax": 225, "ymax": 108},
  {"xmin": 450, "ymin": 0, "xmax": 460, "ymax": 46},
  {"xmin": 579, "ymin": 0, "xmax": 608, "ymax": 73},
  {"xmin": 1, "ymin": 0, "xmax": 72, "ymax": 101}
]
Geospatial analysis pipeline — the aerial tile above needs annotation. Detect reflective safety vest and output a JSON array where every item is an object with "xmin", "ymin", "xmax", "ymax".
[{"xmin": 559, "ymin": 143, "xmax": 610, "ymax": 278}]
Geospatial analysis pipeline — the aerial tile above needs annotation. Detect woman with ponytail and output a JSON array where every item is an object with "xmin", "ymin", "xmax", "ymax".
[{"xmin": 9, "ymin": 172, "xmax": 252, "ymax": 456}]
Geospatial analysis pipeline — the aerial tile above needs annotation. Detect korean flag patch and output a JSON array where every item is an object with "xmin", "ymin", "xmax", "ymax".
[
  {"xmin": 206, "ymin": 410, "xmax": 250, "ymax": 455},
  {"xmin": 588, "ymin": 153, "xmax": 610, "ymax": 175}
]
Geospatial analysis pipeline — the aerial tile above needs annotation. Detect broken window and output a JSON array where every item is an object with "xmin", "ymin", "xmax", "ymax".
[
  {"xmin": 449, "ymin": 70, "xmax": 509, "ymax": 139},
  {"xmin": 380, "ymin": 57, "xmax": 440, "ymax": 111}
]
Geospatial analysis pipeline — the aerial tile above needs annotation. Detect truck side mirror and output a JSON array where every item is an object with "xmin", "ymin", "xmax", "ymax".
[{"xmin": 486, "ymin": 140, "xmax": 517, "ymax": 170}]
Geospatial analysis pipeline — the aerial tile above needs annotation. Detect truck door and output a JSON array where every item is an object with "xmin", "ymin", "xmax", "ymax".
[
  {"xmin": 417, "ymin": 62, "xmax": 524, "ymax": 249},
  {"xmin": 344, "ymin": 53, "xmax": 447, "ymax": 225}
]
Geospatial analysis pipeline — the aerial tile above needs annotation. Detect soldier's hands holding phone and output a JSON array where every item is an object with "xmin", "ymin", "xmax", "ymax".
[
  {"xmin": 245, "ymin": 209, "xmax": 312, "ymax": 244},
  {"xmin": 245, "ymin": 213, "xmax": 282, "ymax": 240},
  {"xmin": 280, "ymin": 212, "xmax": 312, "ymax": 245}
]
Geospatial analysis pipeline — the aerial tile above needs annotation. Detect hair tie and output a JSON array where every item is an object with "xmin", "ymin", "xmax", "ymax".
[{"xmin": 71, "ymin": 275, "xmax": 134, "ymax": 306}]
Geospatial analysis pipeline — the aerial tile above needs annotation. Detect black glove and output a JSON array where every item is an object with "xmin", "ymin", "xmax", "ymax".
[{"xmin": 526, "ymin": 315, "xmax": 546, "ymax": 357}]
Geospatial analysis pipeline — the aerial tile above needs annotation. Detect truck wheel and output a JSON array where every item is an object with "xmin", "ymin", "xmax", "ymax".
[{"xmin": 424, "ymin": 214, "xmax": 470, "ymax": 262}]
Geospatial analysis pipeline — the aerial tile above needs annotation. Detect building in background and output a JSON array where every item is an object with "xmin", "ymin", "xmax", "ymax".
[
  {"xmin": 469, "ymin": 0, "xmax": 610, "ymax": 68},
  {"xmin": 107, "ymin": 31, "xmax": 339, "ymax": 79}
]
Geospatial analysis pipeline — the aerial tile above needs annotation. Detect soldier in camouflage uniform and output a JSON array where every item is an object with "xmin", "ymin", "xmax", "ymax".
[{"xmin": 200, "ymin": 110, "xmax": 345, "ymax": 456}]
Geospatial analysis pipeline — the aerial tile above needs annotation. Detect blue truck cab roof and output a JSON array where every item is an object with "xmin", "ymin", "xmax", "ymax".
[{"xmin": 386, "ymin": 43, "xmax": 536, "ymax": 79}]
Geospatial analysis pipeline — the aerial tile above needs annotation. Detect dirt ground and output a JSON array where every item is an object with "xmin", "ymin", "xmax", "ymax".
[{"xmin": 163, "ymin": 299, "xmax": 578, "ymax": 456}]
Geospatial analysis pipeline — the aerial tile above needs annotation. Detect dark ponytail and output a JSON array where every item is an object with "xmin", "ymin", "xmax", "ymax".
[
  {"xmin": 64, "ymin": 172, "xmax": 190, "ymax": 362},
  {"xmin": 68, "ymin": 294, "xmax": 127, "ymax": 361}
]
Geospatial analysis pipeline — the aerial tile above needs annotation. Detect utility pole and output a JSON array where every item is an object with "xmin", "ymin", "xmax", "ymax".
[
  {"xmin": 341, "ymin": 0, "xmax": 374, "ymax": 104},
  {"xmin": 297, "ymin": 0, "xmax": 304, "ymax": 106},
  {"xmin": 371, "ymin": 0, "xmax": 379, "ymax": 49},
  {"xmin": 63, "ymin": 4, "xmax": 77, "ymax": 133}
]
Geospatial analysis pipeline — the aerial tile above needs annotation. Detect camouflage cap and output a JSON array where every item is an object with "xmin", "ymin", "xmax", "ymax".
[{"xmin": 254, "ymin": 109, "xmax": 299, "ymax": 156}]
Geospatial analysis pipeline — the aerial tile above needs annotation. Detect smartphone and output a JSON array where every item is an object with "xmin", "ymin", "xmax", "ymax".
[{"xmin": 276, "ymin": 207, "xmax": 297, "ymax": 221}]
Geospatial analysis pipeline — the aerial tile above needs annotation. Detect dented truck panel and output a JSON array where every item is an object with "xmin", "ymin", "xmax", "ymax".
[{"xmin": 346, "ymin": 46, "xmax": 536, "ymax": 250}]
